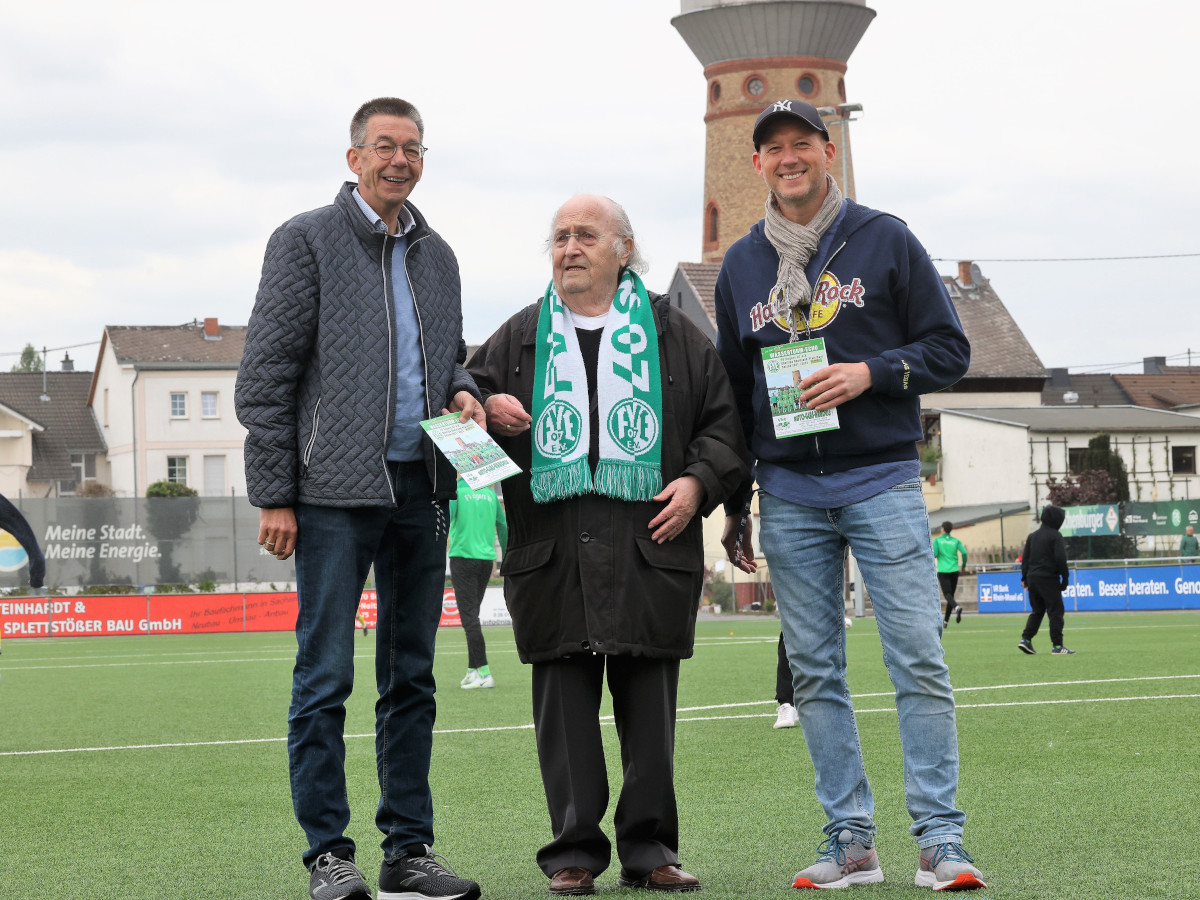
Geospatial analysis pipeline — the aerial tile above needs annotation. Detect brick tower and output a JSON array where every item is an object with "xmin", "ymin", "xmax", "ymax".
[{"xmin": 672, "ymin": 0, "xmax": 876, "ymax": 262}]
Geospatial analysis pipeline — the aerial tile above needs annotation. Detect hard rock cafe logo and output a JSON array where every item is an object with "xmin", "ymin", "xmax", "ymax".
[{"xmin": 749, "ymin": 272, "xmax": 866, "ymax": 333}]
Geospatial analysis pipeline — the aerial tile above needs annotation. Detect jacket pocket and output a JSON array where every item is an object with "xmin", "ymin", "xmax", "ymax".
[
  {"xmin": 500, "ymin": 537, "xmax": 555, "ymax": 576},
  {"xmin": 301, "ymin": 397, "xmax": 322, "ymax": 474},
  {"xmin": 633, "ymin": 535, "xmax": 702, "ymax": 573}
]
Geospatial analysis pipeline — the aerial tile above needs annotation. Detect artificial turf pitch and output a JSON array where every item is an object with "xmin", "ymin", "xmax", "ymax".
[{"xmin": 2, "ymin": 610, "xmax": 1196, "ymax": 899}]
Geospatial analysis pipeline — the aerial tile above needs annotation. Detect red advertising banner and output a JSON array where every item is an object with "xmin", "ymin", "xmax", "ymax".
[
  {"xmin": 358, "ymin": 590, "xmax": 379, "ymax": 630},
  {"xmin": 2, "ymin": 588, "xmax": 466, "ymax": 638},
  {"xmin": 243, "ymin": 592, "xmax": 299, "ymax": 633}
]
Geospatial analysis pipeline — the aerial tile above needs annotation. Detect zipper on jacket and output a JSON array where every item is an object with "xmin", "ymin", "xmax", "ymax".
[
  {"xmin": 301, "ymin": 398, "xmax": 322, "ymax": 476},
  {"xmin": 805, "ymin": 240, "xmax": 846, "ymax": 472},
  {"xmin": 379, "ymin": 237, "xmax": 398, "ymax": 505}
]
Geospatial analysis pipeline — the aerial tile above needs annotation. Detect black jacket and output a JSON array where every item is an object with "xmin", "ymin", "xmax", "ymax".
[
  {"xmin": 468, "ymin": 294, "xmax": 749, "ymax": 663},
  {"xmin": 1022, "ymin": 505, "xmax": 1070, "ymax": 590},
  {"xmin": 236, "ymin": 183, "xmax": 479, "ymax": 508}
]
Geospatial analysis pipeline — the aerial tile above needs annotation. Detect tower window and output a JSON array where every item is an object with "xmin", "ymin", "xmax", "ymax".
[
  {"xmin": 838, "ymin": 77, "xmax": 846, "ymax": 101},
  {"xmin": 709, "ymin": 80, "xmax": 721, "ymax": 104},
  {"xmin": 703, "ymin": 202, "xmax": 721, "ymax": 251},
  {"xmin": 744, "ymin": 75, "xmax": 766, "ymax": 97},
  {"xmin": 797, "ymin": 74, "xmax": 817, "ymax": 96}
]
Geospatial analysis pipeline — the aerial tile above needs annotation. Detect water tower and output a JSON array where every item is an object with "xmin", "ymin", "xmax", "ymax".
[{"xmin": 673, "ymin": 0, "xmax": 876, "ymax": 262}]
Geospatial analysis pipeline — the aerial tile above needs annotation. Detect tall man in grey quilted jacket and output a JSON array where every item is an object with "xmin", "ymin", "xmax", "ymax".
[{"xmin": 236, "ymin": 97, "xmax": 482, "ymax": 900}]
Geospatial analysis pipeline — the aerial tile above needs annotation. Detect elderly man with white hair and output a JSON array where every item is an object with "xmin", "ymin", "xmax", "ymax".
[{"xmin": 469, "ymin": 194, "xmax": 748, "ymax": 896}]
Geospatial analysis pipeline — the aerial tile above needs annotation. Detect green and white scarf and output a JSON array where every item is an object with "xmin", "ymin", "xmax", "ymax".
[{"xmin": 530, "ymin": 268, "xmax": 663, "ymax": 504}]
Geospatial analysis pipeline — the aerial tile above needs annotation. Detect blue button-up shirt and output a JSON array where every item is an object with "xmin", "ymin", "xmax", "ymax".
[{"xmin": 353, "ymin": 188, "xmax": 426, "ymax": 461}]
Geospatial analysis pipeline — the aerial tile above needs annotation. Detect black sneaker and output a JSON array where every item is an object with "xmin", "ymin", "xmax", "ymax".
[
  {"xmin": 1051, "ymin": 645, "xmax": 1076, "ymax": 654},
  {"xmin": 955, "ymin": 607, "xmax": 962, "ymax": 624},
  {"xmin": 1018, "ymin": 638, "xmax": 1036, "ymax": 655},
  {"xmin": 309, "ymin": 852, "xmax": 371, "ymax": 900},
  {"xmin": 379, "ymin": 847, "xmax": 481, "ymax": 900}
]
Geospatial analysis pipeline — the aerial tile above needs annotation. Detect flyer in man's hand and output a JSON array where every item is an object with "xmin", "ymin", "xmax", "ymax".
[
  {"xmin": 420, "ymin": 413, "xmax": 522, "ymax": 488},
  {"xmin": 761, "ymin": 337, "xmax": 840, "ymax": 438}
]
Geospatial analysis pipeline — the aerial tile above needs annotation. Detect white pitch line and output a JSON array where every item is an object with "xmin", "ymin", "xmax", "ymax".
[{"xmin": 6, "ymin": 692, "xmax": 1198, "ymax": 758}]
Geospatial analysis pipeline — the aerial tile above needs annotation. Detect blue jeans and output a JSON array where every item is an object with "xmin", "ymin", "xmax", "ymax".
[
  {"xmin": 758, "ymin": 480, "xmax": 966, "ymax": 848},
  {"xmin": 289, "ymin": 461, "xmax": 447, "ymax": 869}
]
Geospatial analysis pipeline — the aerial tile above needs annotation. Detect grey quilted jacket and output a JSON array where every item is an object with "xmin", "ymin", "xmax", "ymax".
[{"xmin": 235, "ymin": 182, "xmax": 479, "ymax": 508}]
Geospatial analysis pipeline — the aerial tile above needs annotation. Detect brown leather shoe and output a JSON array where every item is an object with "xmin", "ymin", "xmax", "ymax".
[
  {"xmin": 549, "ymin": 867, "xmax": 596, "ymax": 896},
  {"xmin": 618, "ymin": 864, "xmax": 702, "ymax": 892}
]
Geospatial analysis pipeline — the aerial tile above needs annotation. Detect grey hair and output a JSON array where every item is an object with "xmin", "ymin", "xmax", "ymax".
[
  {"xmin": 350, "ymin": 97, "xmax": 424, "ymax": 146},
  {"xmin": 546, "ymin": 195, "xmax": 649, "ymax": 275}
]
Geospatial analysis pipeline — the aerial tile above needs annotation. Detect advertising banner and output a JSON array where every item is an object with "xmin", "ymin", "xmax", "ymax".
[
  {"xmin": 976, "ymin": 572, "xmax": 1027, "ymax": 613},
  {"xmin": 980, "ymin": 564, "xmax": 1200, "ymax": 613},
  {"xmin": 1121, "ymin": 501, "xmax": 1200, "ymax": 536},
  {"xmin": 439, "ymin": 587, "xmax": 462, "ymax": 627},
  {"xmin": 1058, "ymin": 504, "xmax": 1121, "ymax": 537},
  {"xmin": 0, "ymin": 496, "xmax": 292, "ymax": 590}
]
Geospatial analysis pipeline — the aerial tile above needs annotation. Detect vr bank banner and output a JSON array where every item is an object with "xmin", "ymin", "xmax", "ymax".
[{"xmin": 978, "ymin": 564, "xmax": 1200, "ymax": 613}]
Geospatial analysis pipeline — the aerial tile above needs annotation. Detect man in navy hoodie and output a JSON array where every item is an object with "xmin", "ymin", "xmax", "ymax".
[{"xmin": 717, "ymin": 100, "xmax": 985, "ymax": 892}]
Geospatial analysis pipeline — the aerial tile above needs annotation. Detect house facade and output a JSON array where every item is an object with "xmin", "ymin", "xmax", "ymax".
[
  {"xmin": 0, "ymin": 370, "xmax": 108, "ymax": 499},
  {"xmin": 89, "ymin": 319, "xmax": 248, "ymax": 498}
]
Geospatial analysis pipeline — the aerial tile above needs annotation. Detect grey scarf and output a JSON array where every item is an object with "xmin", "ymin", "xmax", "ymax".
[{"xmin": 763, "ymin": 174, "xmax": 844, "ymax": 340}]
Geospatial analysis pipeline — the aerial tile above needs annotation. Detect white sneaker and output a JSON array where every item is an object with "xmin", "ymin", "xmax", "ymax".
[
  {"xmin": 774, "ymin": 702, "xmax": 800, "ymax": 729},
  {"xmin": 461, "ymin": 670, "xmax": 495, "ymax": 690}
]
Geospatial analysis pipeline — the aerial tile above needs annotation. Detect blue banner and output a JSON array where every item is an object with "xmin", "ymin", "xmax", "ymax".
[
  {"xmin": 976, "ymin": 572, "xmax": 1027, "ymax": 613},
  {"xmin": 979, "ymin": 563, "xmax": 1200, "ymax": 612}
]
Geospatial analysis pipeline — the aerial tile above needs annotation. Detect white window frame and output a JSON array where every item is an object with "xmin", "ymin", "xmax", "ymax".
[
  {"xmin": 167, "ymin": 456, "xmax": 189, "ymax": 485},
  {"xmin": 170, "ymin": 392, "xmax": 188, "ymax": 419},
  {"xmin": 201, "ymin": 391, "xmax": 219, "ymax": 419}
]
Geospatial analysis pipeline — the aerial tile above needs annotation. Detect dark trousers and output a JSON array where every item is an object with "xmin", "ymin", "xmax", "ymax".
[
  {"xmin": 775, "ymin": 633, "xmax": 793, "ymax": 705},
  {"xmin": 449, "ymin": 556, "xmax": 492, "ymax": 669},
  {"xmin": 289, "ymin": 461, "xmax": 445, "ymax": 869},
  {"xmin": 1023, "ymin": 577, "xmax": 1066, "ymax": 646},
  {"xmin": 532, "ymin": 654, "xmax": 681, "ymax": 879},
  {"xmin": 938, "ymin": 571, "xmax": 959, "ymax": 622}
]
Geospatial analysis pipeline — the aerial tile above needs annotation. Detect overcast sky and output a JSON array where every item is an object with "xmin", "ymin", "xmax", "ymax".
[{"xmin": 2, "ymin": 0, "xmax": 1196, "ymax": 375}]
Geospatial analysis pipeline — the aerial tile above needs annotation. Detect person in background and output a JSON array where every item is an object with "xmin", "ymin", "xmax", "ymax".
[
  {"xmin": 932, "ymin": 521, "xmax": 968, "ymax": 625},
  {"xmin": 773, "ymin": 634, "xmax": 799, "ymax": 728},
  {"xmin": 448, "ymin": 476, "xmax": 508, "ymax": 689},
  {"xmin": 0, "ymin": 493, "xmax": 46, "ymax": 654},
  {"xmin": 1019, "ymin": 505, "xmax": 1074, "ymax": 655},
  {"xmin": 1180, "ymin": 525, "xmax": 1198, "ymax": 559}
]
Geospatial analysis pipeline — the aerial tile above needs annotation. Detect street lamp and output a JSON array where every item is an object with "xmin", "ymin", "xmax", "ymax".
[{"xmin": 817, "ymin": 103, "xmax": 863, "ymax": 198}]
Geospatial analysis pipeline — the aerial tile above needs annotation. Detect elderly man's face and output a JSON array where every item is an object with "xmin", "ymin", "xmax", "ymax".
[
  {"xmin": 1188, "ymin": 527, "xmax": 1194, "ymax": 536},
  {"xmin": 551, "ymin": 196, "xmax": 631, "ymax": 303}
]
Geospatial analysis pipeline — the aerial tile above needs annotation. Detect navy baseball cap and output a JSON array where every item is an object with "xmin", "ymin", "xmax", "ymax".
[{"xmin": 752, "ymin": 99, "xmax": 829, "ymax": 148}]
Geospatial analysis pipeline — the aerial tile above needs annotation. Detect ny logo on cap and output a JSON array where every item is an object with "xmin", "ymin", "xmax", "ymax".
[{"xmin": 770, "ymin": 100, "xmax": 793, "ymax": 113}]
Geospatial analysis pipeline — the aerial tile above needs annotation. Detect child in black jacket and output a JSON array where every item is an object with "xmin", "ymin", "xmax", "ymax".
[{"xmin": 1018, "ymin": 505, "xmax": 1074, "ymax": 654}]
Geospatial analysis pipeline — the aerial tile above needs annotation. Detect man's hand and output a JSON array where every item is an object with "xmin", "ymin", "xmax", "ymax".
[
  {"xmin": 648, "ymin": 475, "xmax": 704, "ymax": 543},
  {"xmin": 484, "ymin": 393, "xmax": 532, "ymax": 435},
  {"xmin": 445, "ymin": 391, "xmax": 486, "ymax": 429},
  {"xmin": 721, "ymin": 513, "xmax": 757, "ymax": 573},
  {"xmin": 799, "ymin": 362, "xmax": 872, "ymax": 411},
  {"xmin": 258, "ymin": 507, "xmax": 298, "ymax": 561}
]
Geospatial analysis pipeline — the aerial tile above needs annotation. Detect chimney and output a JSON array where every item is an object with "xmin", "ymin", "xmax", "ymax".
[
  {"xmin": 1143, "ymin": 356, "xmax": 1166, "ymax": 374},
  {"xmin": 61, "ymin": 352, "xmax": 74, "ymax": 372},
  {"xmin": 957, "ymin": 261, "xmax": 973, "ymax": 286},
  {"xmin": 203, "ymin": 317, "xmax": 221, "ymax": 341},
  {"xmin": 1048, "ymin": 367, "xmax": 1069, "ymax": 388}
]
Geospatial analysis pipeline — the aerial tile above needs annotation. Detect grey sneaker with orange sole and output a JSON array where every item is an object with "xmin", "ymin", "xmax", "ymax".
[
  {"xmin": 914, "ymin": 842, "xmax": 987, "ymax": 891},
  {"xmin": 792, "ymin": 830, "xmax": 883, "ymax": 889}
]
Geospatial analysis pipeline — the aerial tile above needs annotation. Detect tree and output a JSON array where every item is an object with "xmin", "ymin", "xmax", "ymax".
[
  {"xmin": 10, "ymin": 343, "xmax": 43, "ymax": 372},
  {"xmin": 1045, "ymin": 435, "xmax": 1136, "ymax": 560},
  {"xmin": 145, "ymin": 479, "xmax": 201, "ymax": 583}
]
